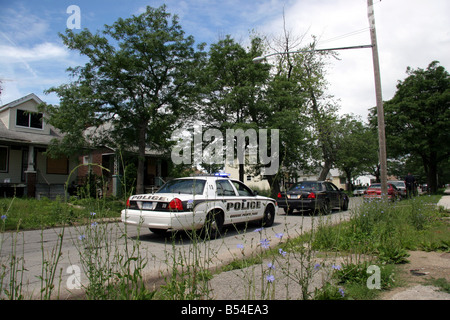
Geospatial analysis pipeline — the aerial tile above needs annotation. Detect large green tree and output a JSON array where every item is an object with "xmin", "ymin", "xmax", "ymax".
[
  {"xmin": 43, "ymin": 5, "xmax": 205, "ymax": 194},
  {"xmin": 376, "ymin": 61, "xmax": 450, "ymax": 193},
  {"xmin": 199, "ymin": 35, "xmax": 269, "ymax": 181}
]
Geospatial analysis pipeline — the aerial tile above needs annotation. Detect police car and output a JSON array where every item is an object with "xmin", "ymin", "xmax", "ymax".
[{"xmin": 121, "ymin": 173, "xmax": 277, "ymax": 238}]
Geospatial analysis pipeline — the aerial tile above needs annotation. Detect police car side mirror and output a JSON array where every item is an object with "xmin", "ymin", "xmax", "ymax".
[{"xmin": 253, "ymin": 190, "xmax": 258, "ymax": 196}]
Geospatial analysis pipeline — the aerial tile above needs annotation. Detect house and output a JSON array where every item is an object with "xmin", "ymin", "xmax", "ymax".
[
  {"xmin": 0, "ymin": 93, "xmax": 78, "ymax": 198},
  {"xmin": 225, "ymin": 161, "xmax": 270, "ymax": 190},
  {"xmin": 295, "ymin": 168, "xmax": 347, "ymax": 190},
  {"xmin": 0, "ymin": 93, "xmax": 171, "ymax": 198}
]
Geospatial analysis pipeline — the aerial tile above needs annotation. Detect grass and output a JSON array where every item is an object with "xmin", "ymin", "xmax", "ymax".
[
  {"xmin": 314, "ymin": 195, "xmax": 449, "ymax": 255},
  {"xmin": 429, "ymin": 278, "xmax": 450, "ymax": 294},
  {"xmin": 0, "ymin": 196, "xmax": 123, "ymax": 231},
  {"xmin": 283, "ymin": 195, "xmax": 449, "ymax": 299}
]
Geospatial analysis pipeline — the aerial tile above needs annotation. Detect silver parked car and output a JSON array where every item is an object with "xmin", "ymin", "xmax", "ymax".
[
  {"xmin": 352, "ymin": 186, "xmax": 367, "ymax": 196},
  {"xmin": 388, "ymin": 180, "xmax": 407, "ymax": 199}
]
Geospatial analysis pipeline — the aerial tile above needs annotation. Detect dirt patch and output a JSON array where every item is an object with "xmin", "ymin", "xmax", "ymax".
[{"xmin": 380, "ymin": 251, "xmax": 450, "ymax": 300}]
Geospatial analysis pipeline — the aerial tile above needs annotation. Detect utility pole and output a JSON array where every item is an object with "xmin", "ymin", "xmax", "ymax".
[{"xmin": 368, "ymin": 0, "xmax": 388, "ymax": 196}]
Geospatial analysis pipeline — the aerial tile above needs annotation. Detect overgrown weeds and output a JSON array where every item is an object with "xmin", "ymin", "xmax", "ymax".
[
  {"xmin": 304, "ymin": 195, "xmax": 449, "ymax": 299},
  {"xmin": 1, "ymin": 189, "xmax": 448, "ymax": 300}
]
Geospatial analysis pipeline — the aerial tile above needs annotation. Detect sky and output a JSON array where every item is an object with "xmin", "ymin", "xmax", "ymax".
[{"xmin": 0, "ymin": 0, "xmax": 449, "ymax": 120}]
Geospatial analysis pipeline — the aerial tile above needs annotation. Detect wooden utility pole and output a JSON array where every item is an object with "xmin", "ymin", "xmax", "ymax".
[{"xmin": 368, "ymin": 0, "xmax": 388, "ymax": 196}]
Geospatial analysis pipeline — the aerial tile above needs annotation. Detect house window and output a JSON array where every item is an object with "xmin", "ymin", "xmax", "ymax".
[
  {"xmin": 47, "ymin": 157, "xmax": 68, "ymax": 175},
  {"xmin": 0, "ymin": 146, "xmax": 8, "ymax": 172},
  {"xmin": 16, "ymin": 109, "xmax": 43, "ymax": 129}
]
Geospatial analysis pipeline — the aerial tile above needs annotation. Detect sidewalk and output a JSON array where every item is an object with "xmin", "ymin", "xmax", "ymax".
[{"xmin": 437, "ymin": 187, "xmax": 450, "ymax": 211}]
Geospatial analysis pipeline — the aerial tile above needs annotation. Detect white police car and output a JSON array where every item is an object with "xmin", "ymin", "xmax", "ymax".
[{"xmin": 121, "ymin": 174, "xmax": 277, "ymax": 238}]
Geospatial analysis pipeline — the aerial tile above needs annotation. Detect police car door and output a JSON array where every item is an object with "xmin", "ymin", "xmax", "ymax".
[
  {"xmin": 231, "ymin": 180, "xmax": 260, "ymax": 222},
  {"xmin": 215, "ymin": 179, "xmax": 241, "ymax": 224},
  {"xmin": 325, "ymin": 182, "xmax": 339, "ymax": 208}
]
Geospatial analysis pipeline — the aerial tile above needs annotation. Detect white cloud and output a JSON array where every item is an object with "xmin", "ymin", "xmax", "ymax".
[
  {"xmin": 255, "ymin": 0, "xmax": 450, "ymax": 119},
  {"xmin": 0, "ymin": 42, "xmax": 68, "ymax": 62}
]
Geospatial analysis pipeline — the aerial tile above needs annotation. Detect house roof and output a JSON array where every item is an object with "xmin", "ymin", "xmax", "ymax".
[
  {"xmin": 0, "ymin": 94, "xmax": 166, "ymax": 156},
  {"xmin": 0, "ymin": 93, "xmax": 63, "ymax": 146},
  {"xmin": 0, "ymin": 93, "xmax": 43, "ymax": 112},
  {"xmin": 84, "ymin": 122, "xmax": 166, "ymax": 157}
]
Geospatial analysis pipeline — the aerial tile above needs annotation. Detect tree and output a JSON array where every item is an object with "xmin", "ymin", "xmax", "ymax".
[
  {"xmin": 43, "ymin": 5, "xmax": 205, "ymax": 194},
  {"xmin": 262, "ymin": 56, "xmax": 315, "ymax": 197},
  {"xmin": 375, "ymin": 61, "xmax": 450, "ymax": 193},
  {"xmin": 262, "ymin": 36, "xmax": 339, "ymax": 196},
  {"xmin": 200, "ymin": 35, "xmax": 269, "ymax": 181},
  {"xmin": 335, "ymin": 116, "xmax": 378, "ymax": 190}
]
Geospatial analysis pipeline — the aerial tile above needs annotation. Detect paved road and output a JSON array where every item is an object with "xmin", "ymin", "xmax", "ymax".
[{"xmin": 0, "ymin": 197, "xmax": 362, "ymax": 299}]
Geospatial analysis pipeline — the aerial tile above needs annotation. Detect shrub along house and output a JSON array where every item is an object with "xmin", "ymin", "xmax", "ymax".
[{"xmin": 0, "ymin": 93, "xmax": 77, "ymax": 198}]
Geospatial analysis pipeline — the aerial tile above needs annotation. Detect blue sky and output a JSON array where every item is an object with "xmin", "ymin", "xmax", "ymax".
[{"xmin": 1, "ymin": 0, "xmax": 449, "ymax": 120}]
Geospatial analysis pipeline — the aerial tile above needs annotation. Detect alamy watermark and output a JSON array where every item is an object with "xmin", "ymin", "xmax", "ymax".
[
  {"xmin": 66, "ymin": 5, "xmax": 81, "ymax": 29},
  {"xmin": 171, "ymin": 125, "xmax": 279, "ymax": 175},
  {"xmin": 66, "ymin": 264, "xmax": 82, "ymax": 290},
  {"xmin": 367, "ymin": 265, "xmax": 381, "ymax": 290}
]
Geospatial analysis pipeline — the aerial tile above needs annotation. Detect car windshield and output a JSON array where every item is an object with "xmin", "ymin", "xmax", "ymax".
[
  {"xmin": 157, "ymin": 179, "xmax": 206, "ymax": 195},
  {"xmin": 289, "ymin": 181, "xmax": 322, "ymax": 191},
  {"xmin": 389, "ymin": 181, "xmax": 405, "ymax": 187}
]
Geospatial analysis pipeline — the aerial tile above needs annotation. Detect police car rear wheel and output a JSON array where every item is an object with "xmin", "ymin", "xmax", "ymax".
[
  {"xmin": 150, "ymin": 228, "xmax": 167, "ymax": 236},
  {"xmin": 262, "ymin": 205, "xmax": 275, "ymax": 227},
  {"xmin": 201, "ymin": 210, "xmax": 224, "ymax": 239}
]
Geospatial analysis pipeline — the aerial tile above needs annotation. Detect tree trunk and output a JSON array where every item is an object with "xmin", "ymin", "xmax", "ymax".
[
  {"xmin": 319, "ymin": 159, "xmax": 332, "ymax": 181},
  {"xmin": 239, "ymin": 163, "xmax": 244, "ymax": 182},
  {"xmin": 136, "ymin": 120, "xmax": 147, "ymax": 194},
  {"xmin": 345, "ymin": 168, "xmax": 353, "ymax": 192},
  {"xmin": 427, "ymin": 152, "xmax": 438, "ymax": 194},
  {"xmin": 267, "ymin": 174, "xmax": 281, "ymax": 199}
]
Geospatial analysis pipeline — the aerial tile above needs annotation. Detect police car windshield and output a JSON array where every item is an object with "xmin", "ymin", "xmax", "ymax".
[{"xmin": 156, "ymin": 179, "xmax": 206, "ymax": 195}]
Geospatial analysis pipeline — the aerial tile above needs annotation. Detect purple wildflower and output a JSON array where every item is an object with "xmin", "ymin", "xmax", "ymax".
[
  {"xmin": 260, "ymin": 239, "xmax": 270, "ymax": 249},
  {"xmin": 278, "ymin": 248, "xmax": 287, "ymax": 257}
]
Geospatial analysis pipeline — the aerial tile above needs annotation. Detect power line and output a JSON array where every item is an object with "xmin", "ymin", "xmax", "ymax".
[{"xmin": 318, "ymin": 27, "xmax": 371, "ymax": 46}]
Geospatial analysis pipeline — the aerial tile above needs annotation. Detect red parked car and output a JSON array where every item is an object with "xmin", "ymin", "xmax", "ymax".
[{"xmin": 363, "ymin": 183, "xmax": 399, "ymax": 201}]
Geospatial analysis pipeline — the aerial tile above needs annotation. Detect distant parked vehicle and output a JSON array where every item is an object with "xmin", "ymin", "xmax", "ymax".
[
  {"xmin": 363, "ymin": 183, "xmax": 399, "ymax": 201},
  {"xmin": 277, "ymin": 181, "xmax": 349, "ymax": 215},
  {"xmin": 421, "ymin": 184, "xmax": 428, "ymax": 192},
  {"xmin": 388, "ymin": 181, "xmax": 407, "ymax": 199},
  {"xmin": 352, "ymin": 186, "xmax": 367, "ymax": 196}
]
